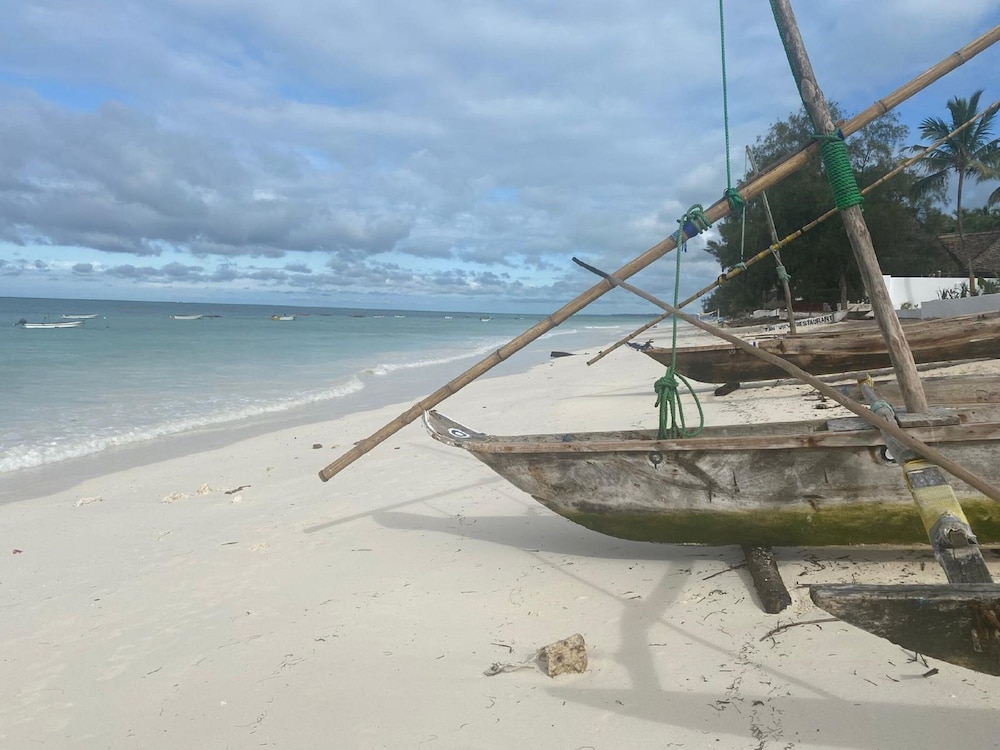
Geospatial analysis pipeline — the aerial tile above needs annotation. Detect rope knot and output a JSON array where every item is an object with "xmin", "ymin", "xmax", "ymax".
[
  {"xmin": 654, "ymin": 372, "xmax": 679, "ymax": 408},
  {"xmin": 724, "ymin": 187, "xmax": 745, "ymax": 213},
  {"xmin": 673, "ymin": 204, "xmax": 713, "ymax": 247}
]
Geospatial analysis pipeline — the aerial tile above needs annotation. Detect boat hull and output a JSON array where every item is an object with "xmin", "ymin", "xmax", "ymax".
[
  {"xmin": 18, "ymin": 320, "xmax": 82, "ymax": 329},
  {"xmin": 643, "ymin": 311, "xmax": 1000, "ymax": 383},
  {"xmin": 423, "ymin": 409, "xmax": 1000, "ymax": 547}
]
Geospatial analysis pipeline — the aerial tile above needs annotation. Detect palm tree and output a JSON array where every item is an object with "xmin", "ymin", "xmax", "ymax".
[{"xmin": 910, "ymin": 90, "xmax": 1000, "ymax": 293}]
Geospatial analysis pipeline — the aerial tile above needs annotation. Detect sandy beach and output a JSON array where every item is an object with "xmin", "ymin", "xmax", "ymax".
[{"xmin": 3, "ymin": 332, "xmax": 1000, "ymax": 749}]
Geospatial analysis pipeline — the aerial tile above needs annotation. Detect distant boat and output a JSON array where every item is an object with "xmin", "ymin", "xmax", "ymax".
[
  {"xmin": 15, "ymin": 318, "xmax": 82, "ymax": 329},
  {"xmin": 271, "ymin": 314, "xmax": 296, "ymax": 321},
  {"xmin": 480, "ymin": 316, "xmax": 493, "ymax": 322},
  {"xmin": 170, "ymin": 314, "xmax": 204, "ymax": 320},
  {"xmin": 61, "ymin": 313, "xmax": 99, "ymax": 320}
]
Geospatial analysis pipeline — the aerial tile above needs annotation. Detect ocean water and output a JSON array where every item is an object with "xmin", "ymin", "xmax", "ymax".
[{"xmin": 0, "ymin": 296, "xmax": 684, "ymax": 475}]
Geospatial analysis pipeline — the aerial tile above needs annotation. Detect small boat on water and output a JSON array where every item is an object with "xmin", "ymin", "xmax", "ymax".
[
  {"xmin": 271, "ymin": 314, "xmax": 296, "ymax": 321},
  {"xmin": 170, "ymin": 314, "xmax": 204, "ymax": 320},
  {"xmin": 60, "ymin": 313, "xmax": 99, "ymax": 320},
  {"xmin": 641, "ymin": 310, "xmax": 1000, "ymax": 385},
  {"xmin": 15, "ymin": 318, "xmax": 83, "ymax": 329}
]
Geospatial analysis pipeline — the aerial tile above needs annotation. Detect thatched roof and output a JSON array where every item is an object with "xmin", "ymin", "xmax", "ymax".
[{"xmin": 937, "ymin": 230, "xmax": 1000, "ymax": 275}]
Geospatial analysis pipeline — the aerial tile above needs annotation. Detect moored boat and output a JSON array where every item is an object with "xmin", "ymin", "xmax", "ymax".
[
  {"xmin": 641, "ymin": 310, "xmax": 1000, "ymax": 384},
  {"xmin": 60, "ymin": 313, "xmax": 99, "ymax": 320},
  {"xmin": 169, "ymin": 314, "xmax": 204, "ymax": 320},
  {"xmin": 14, "ymin": 318, "xmax": 83, "ymax": 329},
  {"xmin": 270, "ymin": 314, "xmax": 296, "ymax": 321}
]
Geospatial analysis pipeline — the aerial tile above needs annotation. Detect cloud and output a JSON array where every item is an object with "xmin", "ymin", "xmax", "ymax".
[{"xmin": 0, "ymin": 1, "xmax": 998, "ymax": 309}]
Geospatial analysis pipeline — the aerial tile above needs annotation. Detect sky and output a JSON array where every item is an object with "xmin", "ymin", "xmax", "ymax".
[{"xmin": 1, "ymin": 1, "xmax": 999, "ymax": 313}]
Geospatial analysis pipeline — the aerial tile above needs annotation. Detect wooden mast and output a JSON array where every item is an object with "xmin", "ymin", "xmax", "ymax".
[
  {"xmin": 769, "ymin": 0, "xmax": 928, "ymax": 413},
  {"xmin": 746, "ymin": 145, "xmax": 796, "ymax": 334}
]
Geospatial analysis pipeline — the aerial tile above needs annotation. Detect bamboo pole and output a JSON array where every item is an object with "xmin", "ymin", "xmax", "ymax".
[
  {"xmin": 572, "ymin": 257, "xmax": 1000, "ymax": 504},
  {"xmin": 587, "ymin": 99, "xmax": 1000, "ymax": 366},
  {"xmin": 747, "ymin": 145, "xmax": 797, "ymax": 334},
  {"xmin": 771, "ymin": 0, "xmax": 928, "ymax": 412},
  {"xmin": 319, "ymin": 22, "xmax": 1000, "ymax": 483}
]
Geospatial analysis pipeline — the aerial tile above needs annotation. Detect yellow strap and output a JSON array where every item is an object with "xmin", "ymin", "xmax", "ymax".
[{"xmin": 904, "ymin": 458, "xmax": 970, "ymax": 532}]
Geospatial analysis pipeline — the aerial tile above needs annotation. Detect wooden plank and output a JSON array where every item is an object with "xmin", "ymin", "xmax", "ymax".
[
  {"xmin": 810, "ymin": 584, "xmax": 1000, "ymax": 676},
  {"xmin": 451, "ymin": 421, "xmax": 1000, "ymax": 454}
]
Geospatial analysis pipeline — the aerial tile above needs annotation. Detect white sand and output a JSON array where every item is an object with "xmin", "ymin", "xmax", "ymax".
[{"xmin": 3, "ymin": 340, "xmax": 1000, "ymax": 749}]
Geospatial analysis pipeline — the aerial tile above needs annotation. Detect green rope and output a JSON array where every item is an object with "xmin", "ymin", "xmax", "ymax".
[
  {"xmin": 775, "ymin": 263, "xmax": 790, "ymax": 282},
  {"xmin": 655, "ymin": 206, "xmax": 708, "ymax": 440},
  {"xmin": 816, "ymin": 131, "xmax": 864, "ymax": 210},
  {"xmin": 724, "ymin": 186, "xmax": 745, "ymax": 213},
  {"xmin": 672, "ymin": 204, "xmax": 712, "ymax": 246},
  {"xmin": 718, "ymin": 0, "xmax": 736, "ymax": 195},
  {"xmin": 655, "ymin": 370, "xmax": 704, "ymax": 440}
]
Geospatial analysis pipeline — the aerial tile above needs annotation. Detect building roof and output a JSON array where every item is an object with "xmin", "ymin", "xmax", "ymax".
[{"xmin": 937, "ymin": 230, "xmax": 1000, "ymax": 275}]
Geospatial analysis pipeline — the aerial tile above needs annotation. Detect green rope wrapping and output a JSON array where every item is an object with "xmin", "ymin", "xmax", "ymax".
[
  {"xmin": 775, "ymin": 263, "xmax": 790, "ymax": 282},
  {"xmin": 816, "ymin": 131, "xmax": 864, "ymax": 210}
]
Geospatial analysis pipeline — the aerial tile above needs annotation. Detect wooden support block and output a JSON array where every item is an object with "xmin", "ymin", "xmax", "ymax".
[
  {"xmin": 742, "ymin": 545, "xmax": 792, "ymax": 614},
  {"xmin": 538, "ymin": 633, "xmax": 588, "ymax": 677}
]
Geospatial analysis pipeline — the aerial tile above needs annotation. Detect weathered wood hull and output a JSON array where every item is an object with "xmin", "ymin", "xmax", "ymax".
[
  {"xmin": 423, "ymin": 408, "xmax": 1000, "ymax": 547},
  {"xmin": 643, "ymin": 311, "xmax": 1000, "ymax": 384},
  {"xmin": 839, "ymin": 374, "xmax": 1000, "ymax": 405},
  {"xmin": 811, "ymin": 584, "xmax": 1000, "ymax": 676}
]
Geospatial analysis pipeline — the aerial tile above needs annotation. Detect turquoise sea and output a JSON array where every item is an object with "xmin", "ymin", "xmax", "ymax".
[{"xmin": 0, "ymin": 296, "xmax": 681, "ymax": 476}]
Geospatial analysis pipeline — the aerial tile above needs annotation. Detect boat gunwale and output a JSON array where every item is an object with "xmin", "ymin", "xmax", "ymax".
[{"xmin": 424, "ymin": 410, "xmax": 1000, "ymax": 455}]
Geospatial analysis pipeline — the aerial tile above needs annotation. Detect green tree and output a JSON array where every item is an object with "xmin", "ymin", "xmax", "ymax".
[
  {"xmin": 703, "ymin": 107, "xmax": 950, "ymax": 318},
  {"xmin": 909, "ymin": 90, "xmax": 1000, "ymax": 293}
]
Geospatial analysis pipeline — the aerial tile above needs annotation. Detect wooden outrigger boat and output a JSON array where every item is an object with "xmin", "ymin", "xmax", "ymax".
[
  {"xmin": 318, "ymin": 12, "xmax": 1000, "ymax": 676},
  {"xmin": 424, "ymin": 407, "xmax": 1000, "ymax": 547},
  {"xmin": 641, "ymin": 310, "xmax": 1000, "ymax": 385}
]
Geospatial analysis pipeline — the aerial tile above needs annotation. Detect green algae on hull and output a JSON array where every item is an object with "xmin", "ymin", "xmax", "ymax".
[{"xmin": 538, "ymin": 497, "xmax": 1000, "ymax": 547}]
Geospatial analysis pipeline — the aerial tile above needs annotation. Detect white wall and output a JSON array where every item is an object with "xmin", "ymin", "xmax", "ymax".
[{"xmin": 881, "ymin": 275, "xmax": 1000, "ymax": 318}]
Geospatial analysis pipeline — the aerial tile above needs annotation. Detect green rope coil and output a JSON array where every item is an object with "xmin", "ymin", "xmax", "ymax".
[
  {"xmin": 816, "ymin": 132, "xmax": 864, "ymax": 210},
  {"xmin": 655, "ymin": 370, "xmax": 704, "ymax": 440}
]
